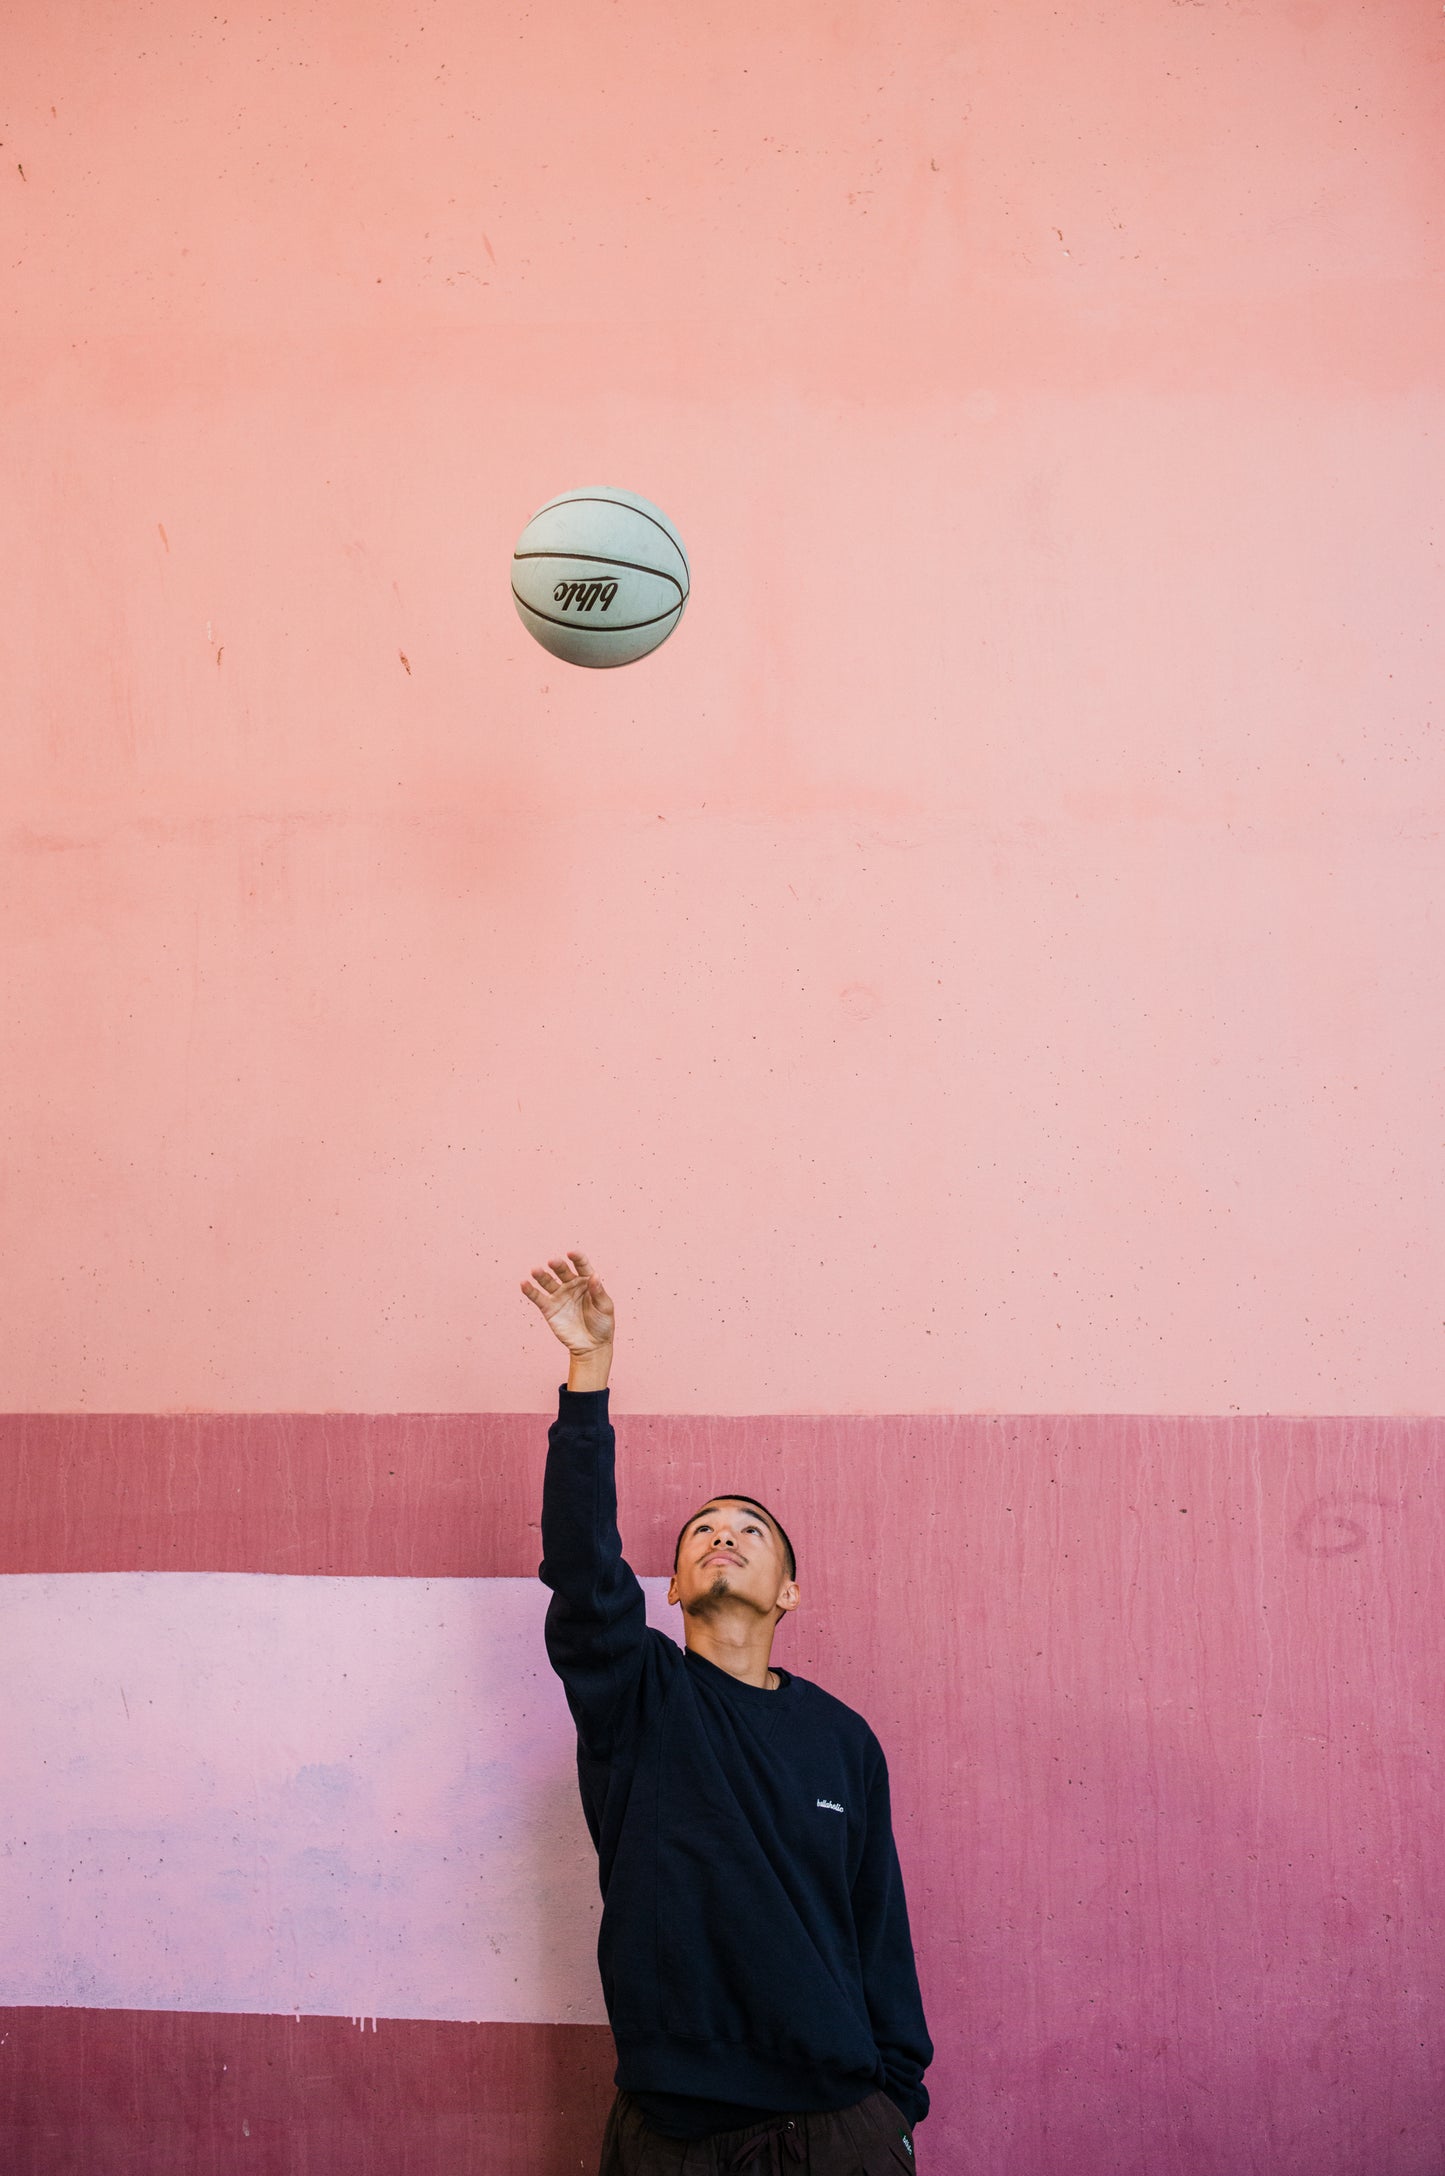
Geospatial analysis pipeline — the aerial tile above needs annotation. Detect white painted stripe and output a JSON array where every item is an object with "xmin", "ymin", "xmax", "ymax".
[{"xmin": 0, "ymin": 1572, "xmax": 678, "ymax": 2021}]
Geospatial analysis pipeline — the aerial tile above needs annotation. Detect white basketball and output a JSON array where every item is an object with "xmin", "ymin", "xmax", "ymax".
[{"xmin": 511, "ymin": 486, "xmax": 689, "ymax": 668}]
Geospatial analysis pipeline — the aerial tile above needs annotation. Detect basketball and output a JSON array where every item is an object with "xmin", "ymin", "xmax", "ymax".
[{"xmin": 510, "ymin": 486, "xmax": 689, "ymax": 668}]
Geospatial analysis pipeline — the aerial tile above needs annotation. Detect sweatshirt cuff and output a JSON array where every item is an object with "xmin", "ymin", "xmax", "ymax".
[
  {"xmin": 557, "ymin": 1384, "xmax": 610, "ymax": 1412},
  {"xmin": 889, "ymin": 2084, "xmax": 928, "ymax": 2130}
]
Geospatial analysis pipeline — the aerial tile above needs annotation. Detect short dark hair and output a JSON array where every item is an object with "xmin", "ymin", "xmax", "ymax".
[{"xmin": 673, "ymin": 1496, "xmax": 797, "ymax": 1583}]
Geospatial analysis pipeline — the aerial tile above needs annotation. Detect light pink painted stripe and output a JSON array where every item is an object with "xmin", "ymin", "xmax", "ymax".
[{"xmin": 0, "ymin": 1571, "xmax": 677, "ymax": 2023}]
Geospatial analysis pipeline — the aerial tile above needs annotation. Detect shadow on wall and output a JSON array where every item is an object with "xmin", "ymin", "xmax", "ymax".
[
  {"xmin": 530, "ymin": 2021, "xmax": 618, "ymax": 2172},
  {"xmin": 522, "ymin": 1716, "xmax": 619, "ymax": 2165},
  {"xmin": 522, "ymin": 1762, "xmax": 610, "ymax": 2023}
]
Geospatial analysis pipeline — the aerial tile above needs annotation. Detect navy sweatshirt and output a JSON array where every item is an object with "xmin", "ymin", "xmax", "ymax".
[{"xmin": 539, "ymin": 1385, "xmax": 933, "ymax": 2133}]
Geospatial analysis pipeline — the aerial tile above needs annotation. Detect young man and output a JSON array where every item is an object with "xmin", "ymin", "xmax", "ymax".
[{"xmin": 522, "ymin": 1249, "xmax": 933, "ymax": 2174}]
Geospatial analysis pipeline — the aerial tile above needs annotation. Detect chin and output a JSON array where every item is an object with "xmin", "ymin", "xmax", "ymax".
[{"xmin": 684, "ymin": 1575, "xmax": 733, "ymax": 1616}]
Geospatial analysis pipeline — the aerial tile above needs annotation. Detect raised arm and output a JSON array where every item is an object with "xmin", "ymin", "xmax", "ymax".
[{"xmin": 523, "ymin": 1252, "xmax": 647, "ymax": 1758}]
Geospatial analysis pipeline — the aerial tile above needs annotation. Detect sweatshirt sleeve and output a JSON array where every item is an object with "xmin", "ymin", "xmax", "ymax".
[
  {"xmin": 852, "ymin": 1744, "xmax": 934, "ymax": 2129},
  {"xmin": 538, "ymin": 1384, "xmax": 649, "ymax": 1760}
]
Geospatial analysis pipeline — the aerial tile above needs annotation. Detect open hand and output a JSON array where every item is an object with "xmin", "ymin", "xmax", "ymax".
[{"xmin": 520, "ymin": 1251, "xmax": 615, "ymax": 1356}]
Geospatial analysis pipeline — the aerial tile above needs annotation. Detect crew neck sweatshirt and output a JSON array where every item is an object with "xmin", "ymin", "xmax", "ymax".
[{"xmin": 539, "ymin": 1385, "xmax": 933, "ymax": 2135}]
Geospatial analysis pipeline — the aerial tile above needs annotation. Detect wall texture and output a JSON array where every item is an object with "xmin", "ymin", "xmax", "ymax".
[{"xmin": 2, "ymin": 0, "xmax": 1443, "ymax": 2171}]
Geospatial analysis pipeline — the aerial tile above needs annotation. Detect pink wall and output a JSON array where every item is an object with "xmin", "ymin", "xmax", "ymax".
[
  {"xmin": 0, "ymin": 1571, "xmax": 635, "ymax": 2021},
  {"xmin": 4, "ymin": 1411, "xmax": 1443, "ymax": 2173},
  {"xmin": 3, "ymin": 1, "xmax": 1444, "ymax": 2171},
  {"xmin": 3, "ymin": 0, "xmax": 1441, "ymax": 1416}
]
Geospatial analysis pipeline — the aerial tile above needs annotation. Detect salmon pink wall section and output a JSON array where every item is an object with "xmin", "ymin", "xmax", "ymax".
[{"xmin": 2, "ymin": 0, "xmax": 1443, "ymax": 1414}]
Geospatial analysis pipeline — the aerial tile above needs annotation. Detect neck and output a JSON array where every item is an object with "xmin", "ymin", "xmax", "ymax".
[{"xmin": 683, "ymin": 1611, "xmax": 780, "ymax": 1689}]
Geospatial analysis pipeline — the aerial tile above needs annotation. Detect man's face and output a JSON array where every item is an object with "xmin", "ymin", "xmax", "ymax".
[{"xmin": 667, "ymin": 1499, "xmax": 799, "ymax": 1624}]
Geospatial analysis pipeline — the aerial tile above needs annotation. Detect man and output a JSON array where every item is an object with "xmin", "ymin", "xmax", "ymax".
[{"xmin": 522, "ymin": 1249, "xmax": 933, "ymax": 2174}]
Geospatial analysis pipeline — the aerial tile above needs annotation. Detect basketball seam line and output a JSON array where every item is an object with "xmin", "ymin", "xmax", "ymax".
[
  {"xmin": 513, "ymin": 551, "xmax": 687, "ymax": 602},
  {"xmin": 511, "ymin": 586, "xmax": 684, "ymax": 635},
  {"xmin": 528, "ymin": 496, "xmax": 690, "ymax": 578}
]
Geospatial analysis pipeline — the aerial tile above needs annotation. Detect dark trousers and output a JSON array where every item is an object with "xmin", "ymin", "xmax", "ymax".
[{"xmin": 598, "ymin": 2088, "xmax": 919, "ymax": 2174}]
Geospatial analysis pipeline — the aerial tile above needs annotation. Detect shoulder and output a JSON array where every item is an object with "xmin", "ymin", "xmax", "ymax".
[
  {"xmin": 646, "ymin": 1626, "xmax": 687, "ymax": 1671},
  {"xmin": 784, "ymin": 1673, "xmax": 884, "ymax": 1757}
]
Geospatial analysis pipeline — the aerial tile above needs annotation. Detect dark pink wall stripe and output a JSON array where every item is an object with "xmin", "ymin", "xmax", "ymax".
[
  {"xmin": 0, "ymin": 2010, "xmax": 616, "ymax": 2176},
  {"xmin": 3, "ymin": 1408, "xmax": 1442, "ymax": 1575},
  {"xmin": 0, "ymin": 1413, "xmax": 536, "ymax": 1577}
]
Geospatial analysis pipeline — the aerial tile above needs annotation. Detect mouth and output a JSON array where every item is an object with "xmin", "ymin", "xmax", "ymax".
[{"xmin": 704, "ymin": 1554, "xmax": 742, "ymax": 1569}]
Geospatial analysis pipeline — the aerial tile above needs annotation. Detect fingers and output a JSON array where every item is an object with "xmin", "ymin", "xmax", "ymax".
[
  {"xmin": 520, "ymin": 1251, "xmax": 594, "ymax": 1300},
  {"xmin": 566, "ymin": 1252, "xmax": 610, "ymax": 1303}
]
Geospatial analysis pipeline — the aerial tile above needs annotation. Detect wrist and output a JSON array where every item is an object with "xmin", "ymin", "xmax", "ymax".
[{"xmin": 566, "ymin": 1343, "xmax": 613, "ymax": 1393}]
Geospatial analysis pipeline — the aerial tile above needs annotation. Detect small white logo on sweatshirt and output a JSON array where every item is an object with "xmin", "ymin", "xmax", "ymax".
[{"xmin": 816, "ymin": 1797, "xmax": 845, "ymax": 1813}]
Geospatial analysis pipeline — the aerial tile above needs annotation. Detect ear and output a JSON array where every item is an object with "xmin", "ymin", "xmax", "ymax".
[
  {"xmin": 774, "ymin": 1579, "xmax": 800, "ymax": 1617},
  {"xmin": 666, "ymin": 1574, "xmax": 680, "ymax": 1607}
]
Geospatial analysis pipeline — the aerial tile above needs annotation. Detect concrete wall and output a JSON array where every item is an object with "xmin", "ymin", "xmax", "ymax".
[{"xmin": 3, "ymin": 1, "xmax": 1442, "ymax": 2170}]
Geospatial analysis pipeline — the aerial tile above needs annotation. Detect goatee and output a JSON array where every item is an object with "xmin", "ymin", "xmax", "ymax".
[{"xmin": 683, "ymin": 1571, "xmax": 768, "ymax": 1622}]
